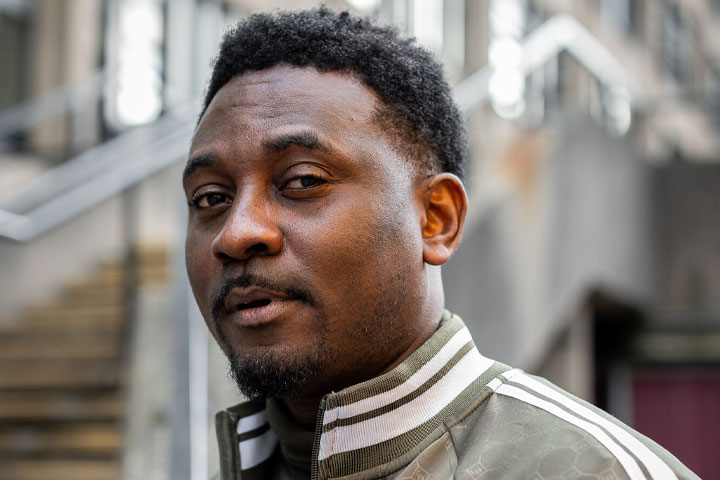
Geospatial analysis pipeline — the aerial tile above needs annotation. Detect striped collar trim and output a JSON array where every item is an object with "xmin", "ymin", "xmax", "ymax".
[
  {"xmin": 215, "ymin": 399, "xmax": 278, "ymax": 478},
  {"xmin": 315, "ymin": 312, "xmax": 497, "ymax": 475},
  {"xmin": 235, "ymin": 408, "xmax": 278, "ymax": 471},
  {"xmin": 221, "ymin": 312, "xmax": 504, "ymax": 478}
]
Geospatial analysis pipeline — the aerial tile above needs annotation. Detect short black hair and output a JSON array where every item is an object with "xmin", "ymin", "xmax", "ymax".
[{"xmin": 202, "ymin": 7, "xmax": 467, "ymax": 179}]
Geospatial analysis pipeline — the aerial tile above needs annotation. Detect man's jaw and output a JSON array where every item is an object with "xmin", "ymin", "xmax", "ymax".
[{"xmin": 227, "ymin": 343, "xmax": 325, "ymax": 400}]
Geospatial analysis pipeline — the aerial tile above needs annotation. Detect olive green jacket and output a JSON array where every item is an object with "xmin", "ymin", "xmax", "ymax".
[{"xmin": 213, "ymin": 312, "xmax": 699, "ymax": 479}]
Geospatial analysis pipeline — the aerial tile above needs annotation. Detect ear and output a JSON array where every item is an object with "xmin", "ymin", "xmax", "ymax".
[{"xmin": 419, "ymin": 173, "xmax": 468, "ymax": 266}]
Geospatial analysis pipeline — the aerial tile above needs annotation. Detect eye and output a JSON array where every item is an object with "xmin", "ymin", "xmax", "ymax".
[
  {"xmin": 192, "ymin": 192, "xmax": 231, "ymax": 208},
  {"xmin": 283, "ymin": 175, "xmax": 325, "ymax": 190}
]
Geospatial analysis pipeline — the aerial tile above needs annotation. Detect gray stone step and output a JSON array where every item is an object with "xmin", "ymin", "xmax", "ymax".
[
  {"xmin": 0, "ymin": 392, "xmax": 123, "ymax": 423},
  {"xmin": 0, "ymin": 459, "xmax": 118, "ymax": 480}
]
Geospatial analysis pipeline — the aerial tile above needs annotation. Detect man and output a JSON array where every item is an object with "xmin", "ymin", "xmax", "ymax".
[{"xmin": 184, "ymin": 8, "xmax": 698, "ymax": 480}]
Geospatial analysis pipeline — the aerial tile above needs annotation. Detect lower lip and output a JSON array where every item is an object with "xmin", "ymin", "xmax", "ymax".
[{"xmin": 228, "ymin": 300, "xmax": 294, "ymax": 327}]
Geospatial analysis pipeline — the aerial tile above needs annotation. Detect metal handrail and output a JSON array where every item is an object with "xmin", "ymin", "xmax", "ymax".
[
  {"xmin": 0, "ymin": 103, "xmax": 197, "ymax": 242},
  {"xmin": 0, "ymin": 14, "xmax": 662, "ymax": 243},
  {"xmin": 0, "ymin": 71, "xmax": 105, "ymax": 138},
  {"xmin": 0, "ymin": 107, "xmax": 195, "ymax": 214},
  {"xmin": 453, "ymin": 14, "xmax": 644, "ymax": 114}
]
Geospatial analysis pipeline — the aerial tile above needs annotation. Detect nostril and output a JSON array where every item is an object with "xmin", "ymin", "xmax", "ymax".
[
  {"xmin": 211, "ymin": 221, "xmax": 282, "ymax": 261},
  {"xmin": 214, "ymin": 251, "xmax": 234, "ymax": 263},
  {"xmin": 246, "ymin": 243, "xmax": 269, "ymax": 255}
]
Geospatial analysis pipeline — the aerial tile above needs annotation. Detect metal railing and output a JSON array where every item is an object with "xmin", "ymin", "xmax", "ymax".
[
  {"xmin": 452, "ymin": 14, "xmax": 643, "ymax": 115},
  {"xmin": 0, "ymin": 14, "xmax": 646, "ymax": 243},
  {"xmin": 0, "ymin": 13, "xmax": 714, "ymax": 480},
  {"xmin": 0, "ymin": 71, "xmax": 105, "ymax": 139},
  {"xmin": 2, "ymin": 12, "xmax": 719, "ymax": 243},
  {"xmin": 0, "ymin": 104, "xmax": 196, "ymax": 242}
]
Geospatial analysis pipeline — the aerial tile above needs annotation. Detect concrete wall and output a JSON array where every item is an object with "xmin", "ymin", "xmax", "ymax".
[
  {"xmin": 655, "ymin": 164, "xmax": 720, "ymax": 312},
  {"xmin": 443, "ymin": 115, "xmax": 654, "ymax": 372},
  {"xmin": 30, "ymin": 0, "xmax": 102, "ymax": 159}
]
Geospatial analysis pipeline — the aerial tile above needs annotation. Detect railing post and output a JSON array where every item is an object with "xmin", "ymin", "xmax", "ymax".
[
  {"xmin": 169, "ymin": 186, "xmax": 208, "ymax": 480},
  {"xmin": 121, "ymin": 186, "xmax": 140, "ymax": 363}
]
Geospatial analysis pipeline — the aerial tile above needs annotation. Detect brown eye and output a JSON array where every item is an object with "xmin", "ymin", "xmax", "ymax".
[
  {"xmin": 284, "ymin": 176, "xmax": 324, "ymax": 189},
  {"xmin": 195, "ymin": 192, "xmax": 230, "ymax": 208}
]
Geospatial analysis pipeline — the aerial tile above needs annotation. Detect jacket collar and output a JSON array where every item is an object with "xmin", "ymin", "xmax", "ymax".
[{"xmin": 214, "ymin": 311, "xmax": 506, "ymax": 479}]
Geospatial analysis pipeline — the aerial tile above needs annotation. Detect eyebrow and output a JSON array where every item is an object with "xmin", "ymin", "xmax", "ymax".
[
  {"xmin": 183, "ymin": 131, "xmax": 334, "ymax": 185},
  {"xmin": 183, "ymin": 152, "xmax": 216, "ymax": 184},
  {"xmin": 262, "ymin": 131, "xmax": 331, "ymax": 155}
]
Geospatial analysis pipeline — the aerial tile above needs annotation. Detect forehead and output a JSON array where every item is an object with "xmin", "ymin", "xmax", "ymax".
[{"xmin": 192, "ymin": 65, "xmax": 383, "ymax": 151}]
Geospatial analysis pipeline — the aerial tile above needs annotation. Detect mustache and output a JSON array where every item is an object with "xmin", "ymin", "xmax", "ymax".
[{"xmin": 211, "ymin": 273, "xmax": 316, "ymax": 320}]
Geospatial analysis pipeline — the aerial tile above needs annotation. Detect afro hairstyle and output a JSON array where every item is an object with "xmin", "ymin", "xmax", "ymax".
[{"xmin": 202, "ymin": 7, "xmax": 467, "ymax": 179}]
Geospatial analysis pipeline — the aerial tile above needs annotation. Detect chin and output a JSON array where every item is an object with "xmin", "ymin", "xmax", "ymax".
[{"xmin": 227, "ymin": 345, "xmax": 325, "ymax": 399}]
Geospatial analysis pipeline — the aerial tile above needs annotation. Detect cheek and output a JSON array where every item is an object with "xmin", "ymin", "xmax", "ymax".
[
  {"xmin": 288, "ymin": 193, "xmax": 421, "ymax": 301},
  {"xmin": 185, "ymin": 232, "xmax": 216, "ymax": 315}
]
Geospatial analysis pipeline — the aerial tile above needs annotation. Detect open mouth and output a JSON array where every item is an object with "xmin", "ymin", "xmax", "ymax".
[{"xmin": 236, "ymin": 299, "xmax": 271, "ymax": 311}]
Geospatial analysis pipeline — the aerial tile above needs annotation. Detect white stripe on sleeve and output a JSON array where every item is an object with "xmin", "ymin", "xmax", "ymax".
[
  {"xmin": 510, "ymin": 374, "xmax": 677, "ymax": 480},
  {"xmin": 495, "ymin": 383, "xmax": 647, "ymax": 480}
]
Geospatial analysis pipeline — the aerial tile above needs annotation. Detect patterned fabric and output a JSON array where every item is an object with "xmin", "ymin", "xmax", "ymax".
[{"xmin": 212, "ymin": 312, "xmax": 700, "ymax": 480}]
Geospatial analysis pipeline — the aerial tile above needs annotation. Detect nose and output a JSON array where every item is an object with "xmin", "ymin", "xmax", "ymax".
[{"xmin": 211, "ymin": 189, "xmax": 284, "ymax": 262}]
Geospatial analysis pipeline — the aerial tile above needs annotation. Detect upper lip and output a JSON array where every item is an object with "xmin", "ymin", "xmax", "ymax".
[{"xmin": 224, "ymin": 286, "xmax": 291, "ymax": 312}]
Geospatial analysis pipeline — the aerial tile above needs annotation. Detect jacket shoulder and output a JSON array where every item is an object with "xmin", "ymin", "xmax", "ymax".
[{"xmin": 446, "ymin": 370, "xmax": 700, "ymax": 479}]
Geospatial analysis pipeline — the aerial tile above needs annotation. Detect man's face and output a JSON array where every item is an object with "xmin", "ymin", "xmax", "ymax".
[{"xmin": 184, "ymin": 65, "xmax": 429, "ymax": 399}]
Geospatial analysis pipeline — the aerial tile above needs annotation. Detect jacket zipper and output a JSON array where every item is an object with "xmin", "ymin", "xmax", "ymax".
[{"xmin": 310, "ymin": 401, "xmax": 326, "ymax": 480}]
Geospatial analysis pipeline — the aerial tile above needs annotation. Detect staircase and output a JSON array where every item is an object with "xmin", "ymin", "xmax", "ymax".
[{"xmin": 0, "ymin": 249, "xmax": 168, "ymax": 480}]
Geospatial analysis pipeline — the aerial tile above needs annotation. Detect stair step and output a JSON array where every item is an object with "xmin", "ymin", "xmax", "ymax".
[
  {"xmin": 62, "ymin": 267, "xmax": 168, "ymax": 292},
  {"xmin": 27, "ymin": 302, "xmax": 123, "ymax": 317},
  {"xmin": 0, "ymin": 459, "xmax": 118, "ymax": 480},
  {"xmin": 0, "ymin": 423, "xmax": 121, "ymax": 458},
  {"xmin": 0, "ymin": 361, "xmax": 121, "ymax": 390},
  {"xmin": 60, "ymin": 275, "xmax": 168, "ymax": 305},
  {"xmin": 98, "ymin": 260, "xmax": 169, "ymax": 274},
  {"xmin": 0, "ymin": 247, "xmax": 170, "ymax": 478},
  {"xmin": 55, "ymin": 285, "xmax": 125, "ymax": 307},
  {"xmin": 0, "ymin": 392, "xmax": 123, "ymax": 422},
  {"xmin": 99, "ymin": 247, "xmax": 169, "ymax": 267},
  {"xmin": 24, "ymin": 304, "xmax": 123, "ymax": 320},
  {"xmin": 0, "ymin": 334, "xmax": 120, "ymax": 361},
  {"xmin": 21, "ymin": 313, "xmax": 124, "ymax": 333},
  {"xmin": 73, "ymin": 266, "xmax": 169, "ymax": 289}
]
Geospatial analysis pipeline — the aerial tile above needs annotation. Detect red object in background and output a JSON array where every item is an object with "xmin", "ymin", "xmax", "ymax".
[{"xmin": 633, "ymin": 367, "xmax": 720, "ymax": 479}]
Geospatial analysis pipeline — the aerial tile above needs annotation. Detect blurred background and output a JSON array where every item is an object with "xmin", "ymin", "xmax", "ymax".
[{"xmin": 1, "ymin": 0, "xmax": 719, "ymax": 478}]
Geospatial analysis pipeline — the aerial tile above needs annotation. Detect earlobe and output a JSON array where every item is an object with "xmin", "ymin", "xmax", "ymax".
[{"xmin": 420, "ymin": 174, "xmax": 468, "ymax": 266}]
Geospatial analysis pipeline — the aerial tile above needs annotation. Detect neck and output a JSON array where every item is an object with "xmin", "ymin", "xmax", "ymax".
[
  {"xmin": 281, "ymin": 270, "xmax": 446, "ymax": 430},
  {"xmin": 282, "ymin": 395, "xmax": 324, "ymax": 430}
]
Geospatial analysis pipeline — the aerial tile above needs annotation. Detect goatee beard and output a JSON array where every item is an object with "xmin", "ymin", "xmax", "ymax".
[
  {"xmin": 228, "ymin": 350, "xmax": 322, "ymax": 399},
  {"xmin": 212, "ymin": 273, "xmax": 325, "ymax": 398}
]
